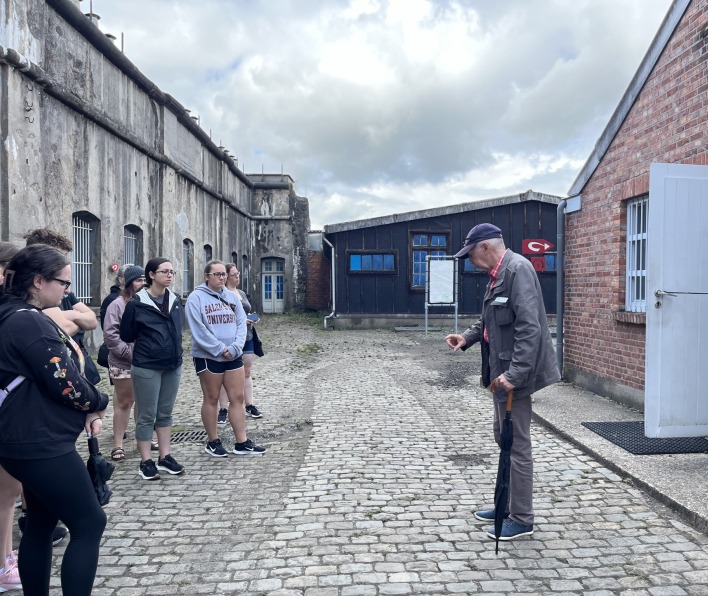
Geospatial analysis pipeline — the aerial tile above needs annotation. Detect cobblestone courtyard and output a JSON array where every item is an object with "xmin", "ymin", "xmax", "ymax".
[{"xmin": 35, "ymin": 314, "xmax": 708, "ymax": 595}]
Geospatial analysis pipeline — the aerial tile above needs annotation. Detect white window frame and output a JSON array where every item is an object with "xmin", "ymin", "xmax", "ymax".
[
  {"xmin": 625, "ymin": 196, "xmax": 648, "ymax": 312},
  {"xmin": 72, "ymin": 216, "xmax": 93, "ymax": 303}
]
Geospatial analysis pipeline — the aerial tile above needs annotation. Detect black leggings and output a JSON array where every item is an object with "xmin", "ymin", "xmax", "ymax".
[{"xmin": 0, "ymin": 450, "xmax": 107, "ymax": 596}]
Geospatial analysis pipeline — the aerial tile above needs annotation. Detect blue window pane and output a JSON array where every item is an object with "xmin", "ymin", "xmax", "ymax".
[
  {"xmin": 413, "ymin": 250, "xmax": 426, "ymax": 263},
  {"xmin": 350, "ymin": 255, "xmax": 361, "ymax": 271},
  {"xmin": 276, "ymin": 275, "xmax": 284, "ymax": 299},
  {"xmin": 464, "ymin": 260, "xmax": 479, "ymax": 272},
  {"xmin": 431, "ymin": 251, "xmax": 446, "ymax": 259},
  {"xmin": 431, "ymin": 235, "xmax": 447, "ymax": 246},
  {"xmin": 276, "ymin": 261, "xmax": 284, "ymax": 272},
  {"xmin": 545, "ymin": 255, "xmax": 556, "ymax": 271},
  {"xmin": 362, "ymin": 255, "xmax": 372, "ymax": 270},
  {"xmin": 383, "ymin": 254, "xmax": 394, "ymax": 270},
  {"xmin": 372, "ymin": 255, "xmax": 383, "ymax": 270},
  {"xmin": 413, "ymin": 234, "xmax": 427, "ymax": 246},
  {"xmin": 264, "ymin": 276, "xmax": 272, "ymax": 300}
]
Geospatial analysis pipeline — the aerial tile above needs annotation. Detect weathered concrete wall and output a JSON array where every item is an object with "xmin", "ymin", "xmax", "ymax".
[{"xmin": 0, "ymin": 0, "xmax": 310, "ymax": 348}]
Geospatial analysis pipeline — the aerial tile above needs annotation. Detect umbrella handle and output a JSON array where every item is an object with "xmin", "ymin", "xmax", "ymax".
[{"xmin": 490, "ymin": 380, "xmax": 514, "ymax": 413}]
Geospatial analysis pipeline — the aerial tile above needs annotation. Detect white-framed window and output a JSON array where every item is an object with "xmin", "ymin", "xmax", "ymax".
[
  {"xmin": 123, "ymin": 225, "xmax": 142, "ymax": 266},
  {"xmin": 626, "ymin": 195, "xmax": 648, "ymax": 312},
  {"xmin": 182, "ymin": 239, "xmax": 194, "ymax": 296},
  {"xmin": 410, "ymin": 232, "xmax": 448, "ymax": 288},
  {"xmin": 72, "ymin": 212, "xmax": 100, "ymax": 304}
]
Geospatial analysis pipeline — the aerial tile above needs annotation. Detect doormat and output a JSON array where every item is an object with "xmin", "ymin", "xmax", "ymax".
[{"xmin": 581, "ymin": 421, "xmax": 708, "ymax": 455}]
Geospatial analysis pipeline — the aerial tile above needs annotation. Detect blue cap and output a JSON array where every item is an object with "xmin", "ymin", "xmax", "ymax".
[{"xmin": 454, "ymin": 223, "xmax": 503, "ymax": 259}]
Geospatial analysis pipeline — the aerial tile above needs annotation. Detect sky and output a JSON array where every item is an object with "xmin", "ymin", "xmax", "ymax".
[{"xmin": 94, "ymin": 0, "xmax": 674, "ymax": 229}]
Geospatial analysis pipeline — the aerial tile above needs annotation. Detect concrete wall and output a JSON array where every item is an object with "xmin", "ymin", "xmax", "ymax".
[
  {"xmin": 564, "ymin": 0, "xmax": 708, "ymax": 403},
  {"xmin": 0, "ymin": 0, "xmax": 310, "ymax": 348}
]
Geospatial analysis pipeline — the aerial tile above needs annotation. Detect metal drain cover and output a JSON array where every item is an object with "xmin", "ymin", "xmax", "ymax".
[
  {"xmin": 582, "ymin": 421, "xmax": 708, "ymax": 455},
  {"xmin": 171, "ymin": 430, "xmax": 209, "ymax": 444}
]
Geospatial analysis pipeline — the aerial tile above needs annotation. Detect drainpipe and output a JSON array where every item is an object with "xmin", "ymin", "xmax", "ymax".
[
  {"xmin": 323, "ymin": 235, "xmax": 336, "ymax": 330},
  {"xmin": 556, "ymin": 199, "xmax": 567, "ymax": 377}
]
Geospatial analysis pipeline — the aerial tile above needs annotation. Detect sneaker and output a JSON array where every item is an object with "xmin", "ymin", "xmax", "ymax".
[
  {"xmin": 205, "ymin": 438, "xmax": 228, "ymax": 458},
  {"xmin": 139, "ymin": 459, "xmax": 161, "ymax": 481},
  {"xmin": 487, "ymin": 519, "xmax": 534, "ymax": 541},
  {"xmin": 245, "ymin": 404, "xmax": 262, "ymax": 418},
  {"xmin": 157, "ymin": 454, "xmax": 185, "ymax": 475},
  {"xmin": 52, "ymin": 526, "xmax": 68, "ymax": 546},
  {"xmin": 217, "ymin": 408, "xmax": 228, "ymax": 425},
  {"xmin": 0, "ymin": 560, "xmax": 21, "ymax": 592},
  {"xmin": 474, "ymin": 509, "xmax": 509, "ymax": 522},
  {"xmin": 233, "ymin": 439, "xmax": 267, "ymax": 456}
]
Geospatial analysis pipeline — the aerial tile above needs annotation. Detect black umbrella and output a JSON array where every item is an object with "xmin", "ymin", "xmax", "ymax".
[
  {"xmin": 491, "ymin": 383, "xmax": 514, "ymax": 555},
  {"xmin": 86, "ymin": 433, "xmax": 115, "ymax": 506}
]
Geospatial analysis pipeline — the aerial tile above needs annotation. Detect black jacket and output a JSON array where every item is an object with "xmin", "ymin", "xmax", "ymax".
[
  {"xmin": 99, "ymin": 284, "xmax": 121, "ymax": 330},
  {"xmin": 0, "ymin": 296, "xmax": 109, "ymax": 460},
  {"xmin": 120, "ymin": 288, "xmax": 183, "ymax": 370}
]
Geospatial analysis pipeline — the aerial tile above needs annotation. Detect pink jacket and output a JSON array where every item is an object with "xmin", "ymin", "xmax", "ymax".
[{"xmin": 103, "ymin": 296, "xmax": 133, "ymax": 370}]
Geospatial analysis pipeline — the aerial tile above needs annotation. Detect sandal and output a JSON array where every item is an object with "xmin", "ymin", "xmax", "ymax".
[{"xmin": 110, "ymin": 447, "xmax": 125, "ymax": 461}]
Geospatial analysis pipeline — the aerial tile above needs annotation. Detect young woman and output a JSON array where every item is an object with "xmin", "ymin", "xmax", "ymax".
[
  {"xmin": 120, "ymin": 257, "xmax": 185, "ymax": 480},
  {"xmin": 103, "ymin": 265, "xmax": 145, "ymax": 461},
  {"xmin": 217, "ymin": 263, "xmax": 263, "ymax": 422},
  {"xmin": 186, "ymin": 260, "xmax": 266, "ymax": 457},
  {"xmin": 0, "ymin": 242, "xmax": 21, "ymax": 593},
  {"xmin": 0, "ymin": 244, "xmax": 109, "ymax": 596}
]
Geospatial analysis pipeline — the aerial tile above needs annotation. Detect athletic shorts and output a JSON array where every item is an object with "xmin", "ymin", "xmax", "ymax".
[
  {"xmin": 193, "ymin": 356, "xmax": 243, "ymax": 375},
  {"xmin": 242, "ymin": 338, "xmax": 254, "ymax": 355},
  {"xmin": 109, "ymin": 365, "xmax": 132, "ymax": 380}
]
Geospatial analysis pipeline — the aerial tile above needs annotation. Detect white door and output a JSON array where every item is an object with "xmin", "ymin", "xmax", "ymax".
[
  {"xmin": 646, "ymin": 163, "xmax": 708, "ymax": 437},
  {"xmin": 261, "ymin": 259, "xmax": 285, "ymax": 313}
]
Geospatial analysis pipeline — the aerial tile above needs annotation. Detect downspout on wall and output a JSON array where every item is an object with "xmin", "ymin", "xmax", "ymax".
[
  {"xmin": 323, "ymin": 236, "xmax": 336, "ymax": 329},
  {"xmin": 556, "ymin": 199, "xmax": 567, "ymax": 377}
]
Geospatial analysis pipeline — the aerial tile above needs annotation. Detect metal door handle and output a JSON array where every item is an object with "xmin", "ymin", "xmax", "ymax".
[{"xmin": 654, "ymin": 290, "xmax": 677, "ymax": 298}]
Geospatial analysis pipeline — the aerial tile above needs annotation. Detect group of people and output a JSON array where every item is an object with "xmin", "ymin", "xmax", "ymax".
[{"xmin": 0, "ymin": 229, "xmax": 267, "ymax": 594}]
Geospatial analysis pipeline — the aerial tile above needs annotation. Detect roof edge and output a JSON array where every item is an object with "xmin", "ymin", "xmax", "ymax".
[
  {"xmin": 323, "ymin": 190, "xmax": 562, "ymax": 234},
  {"xmin": 568, "ymin": 0, "xmax": 691, "ymax": 196}
]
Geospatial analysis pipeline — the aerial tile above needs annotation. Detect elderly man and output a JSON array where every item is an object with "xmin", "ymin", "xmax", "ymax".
[{"xmin": 446, "ymin": 223, "xmax": 559, "ymax": 541}]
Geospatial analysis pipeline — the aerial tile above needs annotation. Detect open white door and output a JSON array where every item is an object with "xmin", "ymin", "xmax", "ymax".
[{"xmin": 646, "ymin": 163, "xmax": 708, "ymax": 437}]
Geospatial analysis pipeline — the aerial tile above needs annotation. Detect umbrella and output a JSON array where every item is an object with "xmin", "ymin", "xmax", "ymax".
[
  {"xmin": 491, "ymin": 382, "xmax": 514, "ymax": 555},
  {"xmin": 86, "ymin": 433, "xmax": 115, "ymax": 506}
]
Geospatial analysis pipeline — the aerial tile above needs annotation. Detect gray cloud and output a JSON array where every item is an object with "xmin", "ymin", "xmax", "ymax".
[{"xmin": 95, "ymin": 0, "xmax": 672, "ymax": 228}]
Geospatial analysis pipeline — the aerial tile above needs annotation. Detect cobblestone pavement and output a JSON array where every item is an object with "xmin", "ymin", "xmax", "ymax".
[{"xmin": 27, "ymin": 314, "xmax": 708, "ymax": 595}]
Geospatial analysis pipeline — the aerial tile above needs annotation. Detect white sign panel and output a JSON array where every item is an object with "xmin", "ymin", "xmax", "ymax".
[{"xmin": 428, "ymin": 259, "xmax": 455, "ymax": 304}]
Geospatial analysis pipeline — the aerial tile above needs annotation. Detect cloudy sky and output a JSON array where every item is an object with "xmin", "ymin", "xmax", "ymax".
[{"xmin": 95, "ymin": 0, "xmax": 673, "ymax": 229}]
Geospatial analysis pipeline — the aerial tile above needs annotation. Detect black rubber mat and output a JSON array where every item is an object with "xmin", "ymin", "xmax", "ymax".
[{"xmin": 581, "ymin": 421, "xmax": 708, "ymax": 455}]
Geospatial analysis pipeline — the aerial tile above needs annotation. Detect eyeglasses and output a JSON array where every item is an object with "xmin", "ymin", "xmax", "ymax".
[
  {"xmin": 156, "ymin": 269, "xmax": 175, "ymax": 276},
  {"xmin": 207, "ymin": 272, "xmax": 227, "ymax": 278},
  {"xmin": 49, "ymin": 277, "xmax": 72, "ymax": 289}
]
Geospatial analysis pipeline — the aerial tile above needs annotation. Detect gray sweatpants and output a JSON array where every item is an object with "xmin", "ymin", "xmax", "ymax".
[
  {"xmin": 493, "ymin": 394, "xmax": 533, "ymax": 527},
  {"xmin": 131, "ymin": 365, "xmax": 183, "ymax": 441}
]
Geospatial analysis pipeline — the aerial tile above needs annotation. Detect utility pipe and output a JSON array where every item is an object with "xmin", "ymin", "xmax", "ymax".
[
  {"xmin": 556, "ymin": 199, "xmax": 567, "ymax": 378},
  {"xmin": 322, "ymin": 235, "xmax": 336, "ymax": 330}
]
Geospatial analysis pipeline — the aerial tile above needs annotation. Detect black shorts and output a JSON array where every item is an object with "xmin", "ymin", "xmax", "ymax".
[{"xmin": 193, "ymin": 356, "xmax": 243, "ymax": 375}]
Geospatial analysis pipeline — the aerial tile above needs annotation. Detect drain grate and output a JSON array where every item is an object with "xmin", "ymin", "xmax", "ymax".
[
  {"xmin": 171, "ymin": 429, "xmax": 209, "ymax": 444},
  {"xmin": 582, "ymin": 421, "xmax": 708, "ymax": 455}
]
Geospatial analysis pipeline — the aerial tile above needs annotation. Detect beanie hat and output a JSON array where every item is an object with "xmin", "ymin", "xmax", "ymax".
[{"xmin": 123, "ymin": 265, "xmax": 145, "ymax": 287}]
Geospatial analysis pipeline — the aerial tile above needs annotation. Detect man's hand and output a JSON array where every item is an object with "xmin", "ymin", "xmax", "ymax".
[
  {"xmin": 445, "ymin": 334, "xmax": 467, "ymax": 351},
  {"xmin": 494, "ymin": 373, "xmax": 514, "ymax": 392}
]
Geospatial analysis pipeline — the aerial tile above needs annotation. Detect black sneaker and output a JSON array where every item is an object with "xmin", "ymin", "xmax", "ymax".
[
  {"xmin": 205, "ymin": 438, "xmax": 228, "ymax": 458},
  {"xmin": 18, "ymin": 515, "xmax": 68, "ymax": 547},
  {"xmin": 139, "ymin": 459, "xmax": 161, "ymax": 480},
  {"xmin": 157, "ymin": 454, "xmax": 185, "ymax": 475},
  {"xmin": 217, "ymin": 408, "xmax": 228, "ymax": 425},
  {"xmin": 245, "ymin": 404, "xmax": 263, "ymax": 419},
  {"xmin": 233, "ymin": 438, "xmax": 267, "ymax": 456}
]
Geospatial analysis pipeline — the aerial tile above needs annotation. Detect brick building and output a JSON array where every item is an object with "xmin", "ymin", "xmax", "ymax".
[{"xmin": 563, "ymin": 0, "xmax": 705, "ymax": 413}]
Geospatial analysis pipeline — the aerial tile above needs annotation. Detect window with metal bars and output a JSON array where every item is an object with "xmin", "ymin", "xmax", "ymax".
[
  {"xmin": 72, "ymin": 213, "xmax": 99, "ymax": 304},
  {"xmin": 625, "ymin": 196, "xmax": 648, "ymax": 312},
  {"xmin": 182, "ymin": 239, "xmax": 194, "ymax": 296},
  {"xmin": 123, "ymin": 225, "xmax": 142, "ymax": 266},
  {"xmin": 203, "ymin": 244, "xmax": 213, "ymax": 264}
]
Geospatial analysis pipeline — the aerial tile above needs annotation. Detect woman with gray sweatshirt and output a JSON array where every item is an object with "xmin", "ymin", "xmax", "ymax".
[{"xmin": 185, "ymin": 260, "xmax": 266, "ymax": 457}]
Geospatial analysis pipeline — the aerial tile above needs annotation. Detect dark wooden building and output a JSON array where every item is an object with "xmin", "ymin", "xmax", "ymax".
[{"xmin": 318, "ymin": 191, "xmax": 561, "ymax": 327}]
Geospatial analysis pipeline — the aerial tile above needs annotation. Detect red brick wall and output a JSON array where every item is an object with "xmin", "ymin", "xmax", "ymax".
[
  {"xmin": 305, "ymin": 251, "xmax": 331, "ymax": 311},
  {"xmin": 565, "ymin": 0, "xmax": 708, "ymax": 391}
]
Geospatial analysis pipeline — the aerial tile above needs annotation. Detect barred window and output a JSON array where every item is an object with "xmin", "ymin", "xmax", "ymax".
[
  {"xmin": 71, "ymin": 212, "xmax": 100, "ymax": 305},
  {"xmin": 182, "ymin": 239, "xmax": 194, "ymax": 296},
  {"xmin": 626, "ymin": 196, "xmax": 648, "ymax": 312},
  {"xmin": 123, "ymin": 225, "xmax": 142, "ymax": 266}
]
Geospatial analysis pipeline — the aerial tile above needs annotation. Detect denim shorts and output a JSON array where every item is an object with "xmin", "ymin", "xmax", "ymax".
[
  {"xmin": 242, "ymin": 338, "xmax": 254, "ymax": 355},
  {"xmin": 193, "ymin": 356, "xmax": 243, "ymax": 375}
]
